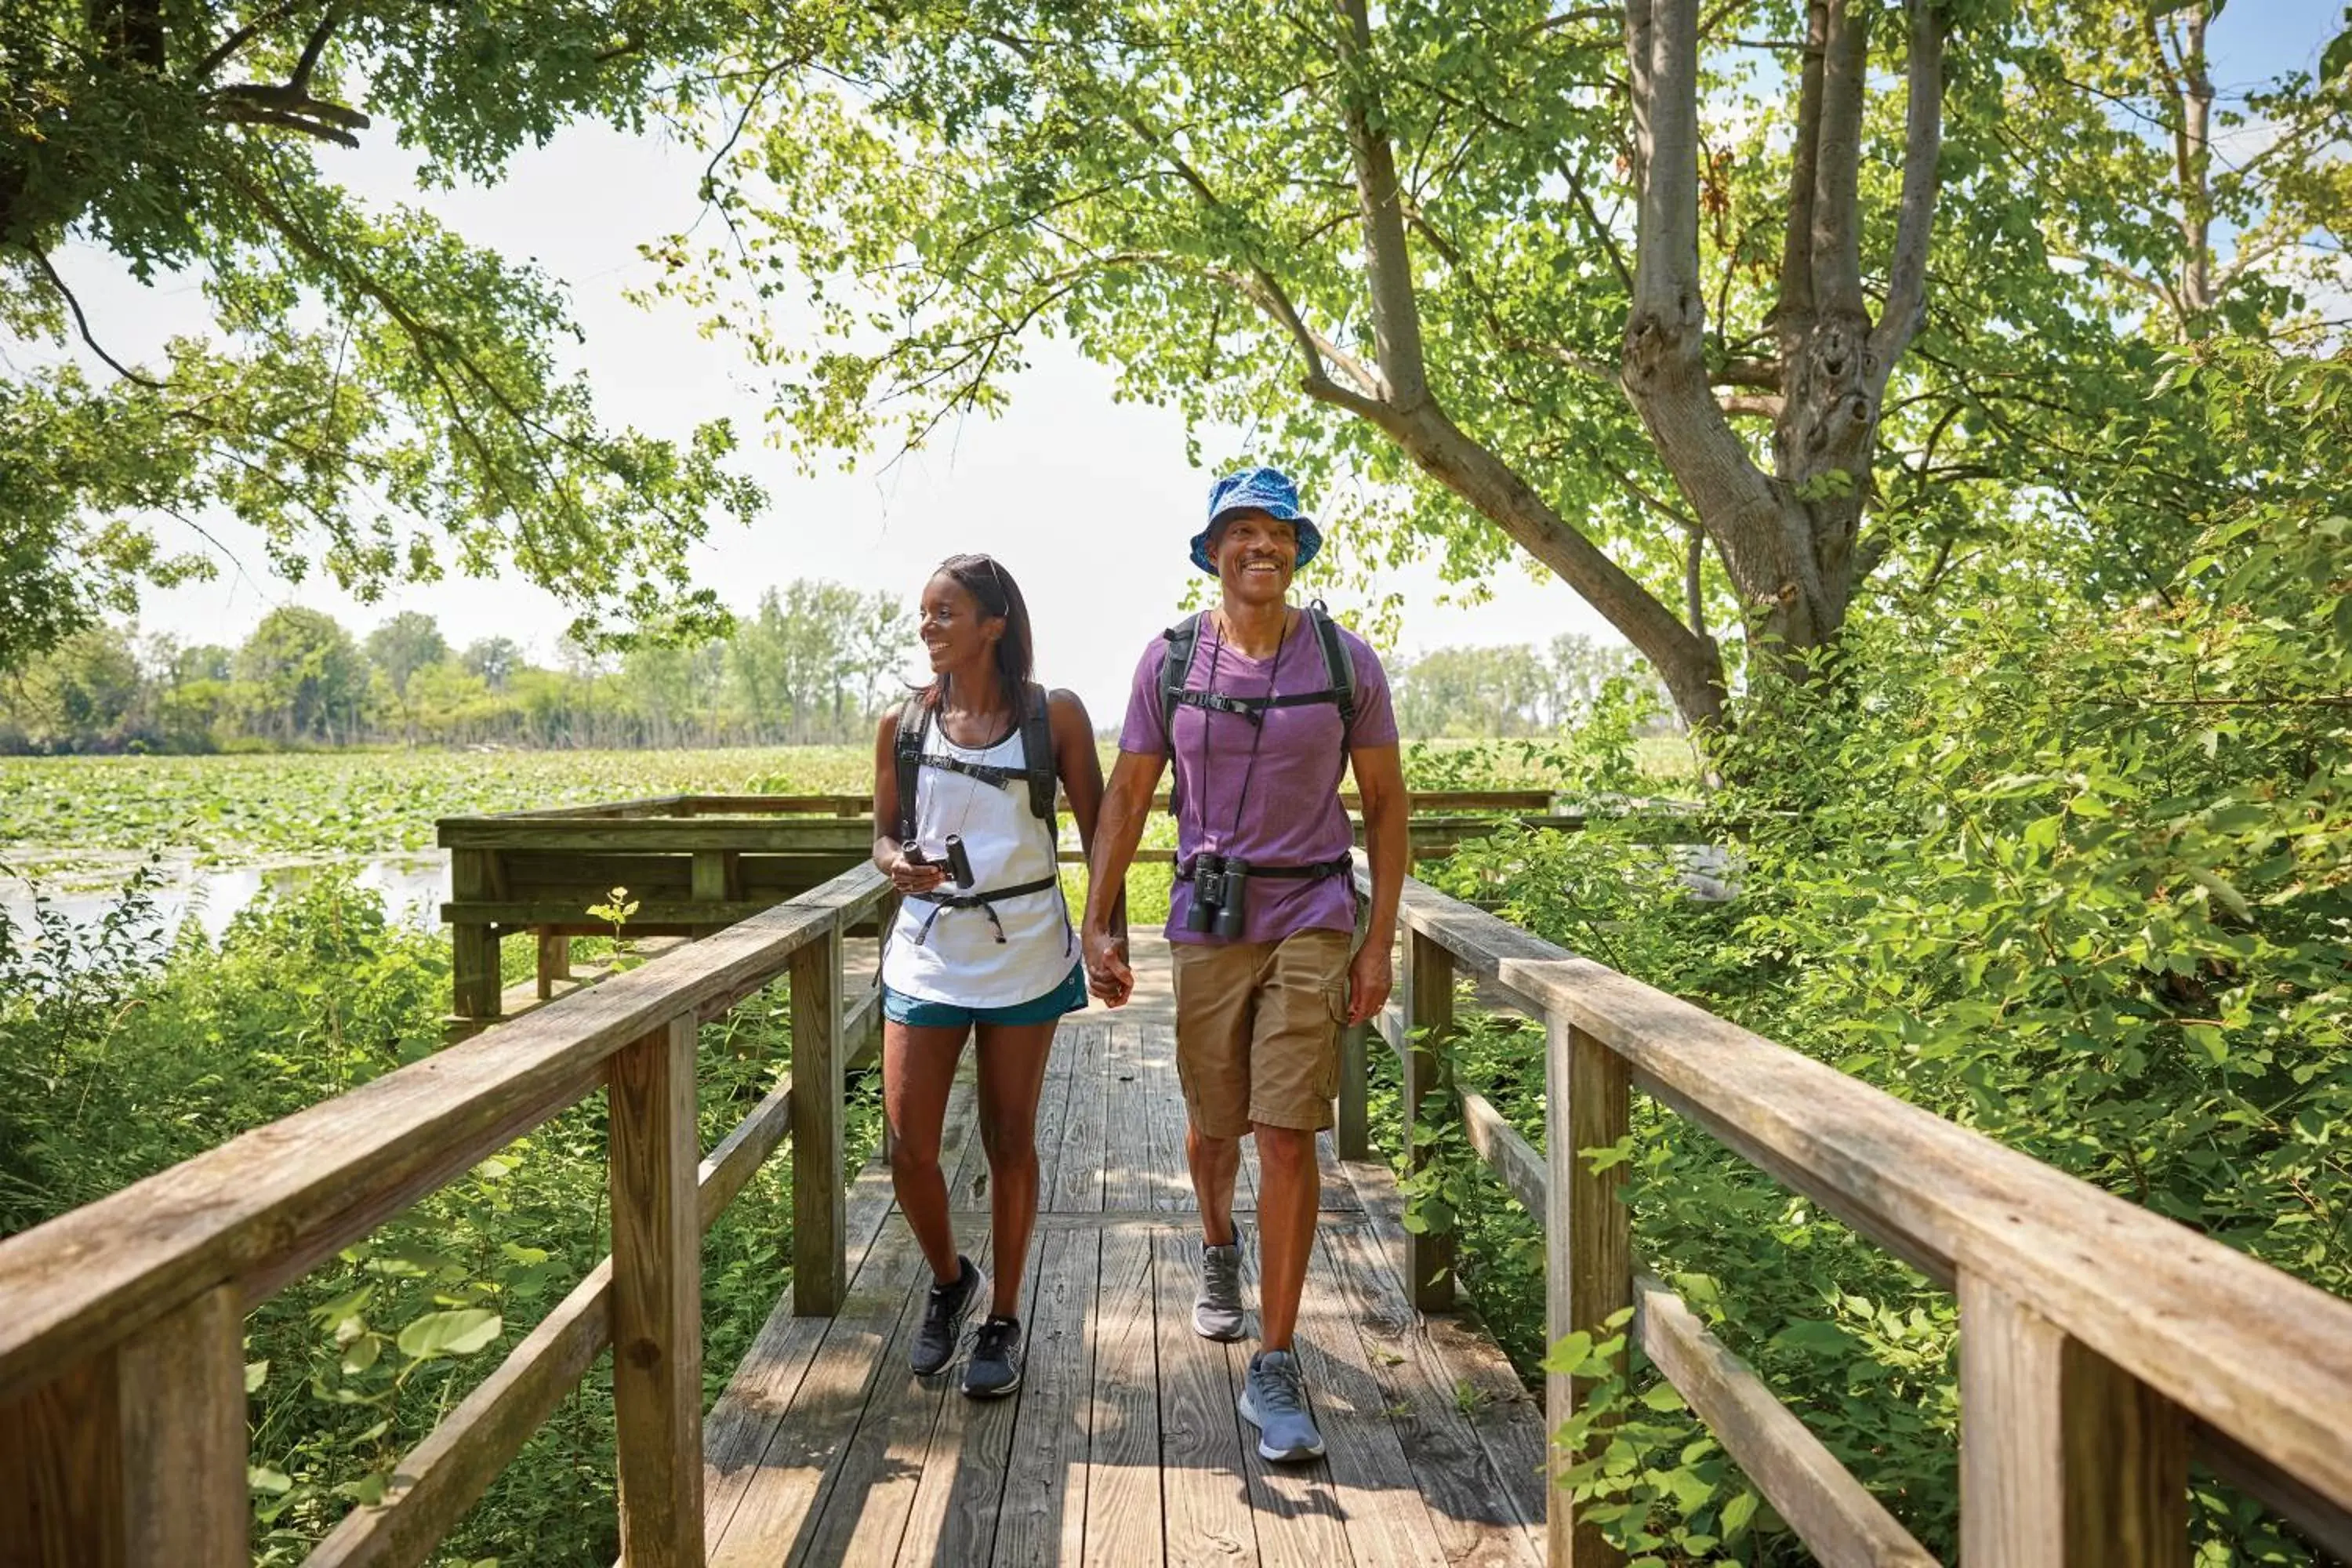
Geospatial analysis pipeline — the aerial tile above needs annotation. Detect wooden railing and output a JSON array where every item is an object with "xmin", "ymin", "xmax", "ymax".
[
  {"xmin": 1343, "ymin": 869, "xmax": 2352, "ymax": 1565},
  {"xmin": 0, "ymin": 863, "xmax": 896, "ymax": 1568}
]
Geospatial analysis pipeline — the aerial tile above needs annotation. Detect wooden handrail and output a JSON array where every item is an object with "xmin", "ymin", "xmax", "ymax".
[
  {"xmin": 1353, "ymin": 866, "xmax": 2352, "ymax": 1562},
  {"xmin": 0, "ymin": 863, "xmax": 891, "ymax": 1568}
]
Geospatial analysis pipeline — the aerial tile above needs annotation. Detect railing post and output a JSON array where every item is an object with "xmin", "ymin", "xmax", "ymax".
[
  {"xmin": 450, "ymin": 848, "xmax": 501, "ymax": 1031},
  {"xmin": 1959, "ymin": 1272, "xmax": 2187, "ymax": 1566},
  {"xmin": 1545, "ymin": 1016, "xmax": 1630, "ymax": 1568},
  {"xmin": 1403, "ymin": 930, "xmax": 1456, "ymax": 1311},
  {"xmin": 791, "ymin": 920, "xmax": 845, "ymax": 1316},
  {"xmin": 609, "ymin": 1014, "xmax": 703, "ymax": 1568},
  {"xmin": 0, "ymin": 1286, "xmax": 249, "ymax": 1567},
  {"xmin": 1337, "ymin": 1020, "xmax": 1370, "ymax": 1161}
]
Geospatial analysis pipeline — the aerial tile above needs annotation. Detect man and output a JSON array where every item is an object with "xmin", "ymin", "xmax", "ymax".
[{"xmin": 1082, "ymin": 466, "xmax": 1407, "ymax": 1463}]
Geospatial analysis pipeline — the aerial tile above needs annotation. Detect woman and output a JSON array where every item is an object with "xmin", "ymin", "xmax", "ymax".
[{"xmin": 871, "ymin": 553, "xmax": 1109, "ymax": 1396}]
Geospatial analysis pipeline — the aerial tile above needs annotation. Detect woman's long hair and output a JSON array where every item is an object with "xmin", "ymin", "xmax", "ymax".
[{"xmin": 922, "ymin": 554, "xmax": 1034, "ymax": 710}]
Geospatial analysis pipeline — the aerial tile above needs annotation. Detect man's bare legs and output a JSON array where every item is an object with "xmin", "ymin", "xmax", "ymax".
[
  {"xmin": 1249, "ymin": 1125, "xmax": 1317, "ymax": 1349},
  {"xmin": 1187, "ymin": 1123, "xmax": 1243, "ymax": 1245},
  {"xmin": 1188, "ymin": 1122, "xmax": 1316, "ymax": 1349}
]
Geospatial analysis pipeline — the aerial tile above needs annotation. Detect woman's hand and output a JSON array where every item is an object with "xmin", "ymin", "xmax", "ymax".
[
  {"xmin": 1083, "ymin": 924, "xmax": 1134, "ymax": 1007},
  {"xmin": 885, "ymin": 847, "xmax": 948, "ymax": 895}
]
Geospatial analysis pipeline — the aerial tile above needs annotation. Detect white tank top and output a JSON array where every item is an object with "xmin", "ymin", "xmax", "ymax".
[{"xmin": 879, "ymin": 712, "xmax": 1075, "ymax": 1007}]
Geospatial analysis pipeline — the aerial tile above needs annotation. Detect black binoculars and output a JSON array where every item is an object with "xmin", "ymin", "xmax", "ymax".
[
  {"xmin": 908, "ymin": 835, "xmax": 975, "ymax": 888},
  {"xmin": 1183, "ymin": 853, "xmax": 1249, "ymax": 938}
]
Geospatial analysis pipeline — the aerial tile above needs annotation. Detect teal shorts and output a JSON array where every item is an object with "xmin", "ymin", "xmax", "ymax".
[{"xmin": 883, "ymin": 963, "xmax": 1088, "ymax": 1029}]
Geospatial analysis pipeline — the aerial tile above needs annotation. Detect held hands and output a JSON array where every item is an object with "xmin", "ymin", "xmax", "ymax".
[
  {"xmin": 1345, "ymin": 940, "xmax": 1393, "ymax": 1027},
  {"xmin": 1083, "ymin": 924, "xmax": 1134, "ymax": 1008},
  {"xmin": 885, "ymin": 847, "xmax": 947, "ymax": 895}
]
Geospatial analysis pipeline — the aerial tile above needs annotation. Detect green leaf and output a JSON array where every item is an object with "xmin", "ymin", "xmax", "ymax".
[
  {"xmin": 249, "ymin": 1465, "xmax": 293, "ymax": 1494},
  {"xmin": 244, "ymin": 1359, "xmax": 268, "ymax": 1394},
  {"xmin": 395, "ymin": 1308, "xmax": 503, "ymax": 1360}
]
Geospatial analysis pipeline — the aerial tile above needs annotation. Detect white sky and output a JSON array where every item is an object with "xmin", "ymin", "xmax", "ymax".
[{"xmin": 47, "ymin": 4, "xmax": 2339, "ymax": 729}]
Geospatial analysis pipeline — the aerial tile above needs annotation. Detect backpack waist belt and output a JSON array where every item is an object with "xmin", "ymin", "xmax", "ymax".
[
  {"xmin": 903, "ymin": 874, "xmax": 1063, "ymax": 946},
  {"xmin": 1172, "ymin": 853, "xmax": 1354, "ymax": 881}
]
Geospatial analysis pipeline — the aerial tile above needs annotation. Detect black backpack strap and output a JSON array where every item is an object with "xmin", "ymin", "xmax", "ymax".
[
  {"xmin": 892, "ymin": 695, "xmax": 929, "ymax": 844},
  {"xmin": 1021, "ymin": 682, "xmax": 1056, "ymax": 822},
  {"xmin": 1159, "ymin": 614, "xmax": 1204, "ymax": 748},
  {"xmin": 1307, "ymin": 601, "xmax": 1357, "ymax": 741}
]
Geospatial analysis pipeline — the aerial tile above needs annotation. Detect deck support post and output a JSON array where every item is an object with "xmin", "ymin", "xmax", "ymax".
[
  {"xmin": 609, "ymin": 1014, "xmax": 704, "ymax": 1568},
  {"xmin": 792, "ymin": 920, "xmax": 845, "ymax": 1315},
  {"xmin": 1546, "ymin": 1017, "xmax": 1630, "ymax": 1567},
  {"xmin": 1960, "ymin": 1273, "xmax": 2188, "ymax": 1566},
  {"xmin": 1338, "ymin": 1020, "xmax": 1370, "ymax": 1161},
  {"xmin": 1403, "ymin": 931, "xmax": 1456, "ymax": 1311},
  {"xmin": 535, "ymin": 927, "xmax": 571, "ymax": 1000}
]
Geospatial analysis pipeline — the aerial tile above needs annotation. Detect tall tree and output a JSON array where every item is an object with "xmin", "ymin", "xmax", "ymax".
[
  {"xmin": 0, "ymin": 0, "xmax": 786, "ymax": 674},
  {"xmin": 365, "ymin": 611, "xmax": 447, "ymax": 741},
  {"xmin": 682, "ymin": 0, "xmax": 1984, "ymax": 728},
  {"xmin": 235, "ymin": 606, "xmax": 366, "ymax": 743}
]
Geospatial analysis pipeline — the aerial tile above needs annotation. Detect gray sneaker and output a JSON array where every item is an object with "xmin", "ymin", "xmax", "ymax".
[
  {"xmin": 1238, "ymin": 1348, "xmax": 1326, "ymax": 1462},
  {"xmin": 1194, "ymin": 1240, "xmax": 1245, "ymax": 1341}
]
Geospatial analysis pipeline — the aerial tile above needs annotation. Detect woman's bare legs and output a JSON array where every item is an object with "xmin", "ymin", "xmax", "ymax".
[
  {"xmin": 884, "ymin": 1018, "xmax": 972, "ymax": 1286},
  {"xmin": 971, "ymin": 1017, "xmax": 1059, "ymax": 1317}
]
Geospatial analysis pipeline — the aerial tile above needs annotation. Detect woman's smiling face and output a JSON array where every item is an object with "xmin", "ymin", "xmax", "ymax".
[{"xmin": 918, "ymin": 571, "xmax": 1003, "ymax": 673}]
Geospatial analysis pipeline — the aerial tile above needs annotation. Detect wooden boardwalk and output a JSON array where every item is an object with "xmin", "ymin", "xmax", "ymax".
[{"xmin": 701, "ymin": 935, "xmax": 1549, "ymax": 1568}]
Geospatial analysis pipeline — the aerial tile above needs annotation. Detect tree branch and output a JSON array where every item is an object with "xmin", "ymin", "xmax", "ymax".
[
  {"xmin": 1867, "ymin": 0, "xmax": 1946, "ymax": 397},
  {"xmin": 1333, "ymin": 0, "xmax": 1431, "ymax": 411},
  {"xmin": 24, "ymin": 250, "xmax": 167, "ymax": 390},
  {"xmin": 1776, "ymin": 0, "xmax": 1827, "ymax": 336},
  {"xmin": 1809, "ymin": 0, "xmax": 1868, "ymax": 318}
]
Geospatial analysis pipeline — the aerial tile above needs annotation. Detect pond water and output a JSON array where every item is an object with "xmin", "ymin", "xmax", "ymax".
[{"xmin": 0, "ymin": 855, "xmax": 448, "ymax": 946}]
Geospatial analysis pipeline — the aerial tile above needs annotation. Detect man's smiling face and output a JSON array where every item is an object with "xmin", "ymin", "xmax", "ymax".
[{"xmin": 1210, "ymin": 509, "xmax": 1298, "ymax": 607}]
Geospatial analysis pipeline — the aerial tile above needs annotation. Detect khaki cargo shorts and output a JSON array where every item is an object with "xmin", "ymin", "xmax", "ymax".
[{"xmin": 1171, "ymin": 927, "xmax": 1352, "ymax": 1138}]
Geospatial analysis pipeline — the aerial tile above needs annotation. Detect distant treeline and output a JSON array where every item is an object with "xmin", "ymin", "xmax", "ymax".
[
  {"xmin": 1394, "ymin": 634, "xmax": 1676, "ymax": 740},
  {"xmin": 0, "ymin": 582, "xmax": 913, "ymax": 754}
]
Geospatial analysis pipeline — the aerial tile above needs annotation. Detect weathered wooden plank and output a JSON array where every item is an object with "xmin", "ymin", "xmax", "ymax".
[
  {"xmin": 451, "ymin": 850, "xmax": 501, "ymax": 1025},
  {"xmin": 462, "ymin": 793, "xmax": 688, "ymax": 824},
  {"xmin": 1105, "ymin": 1020, "xmax": 1152, "ymax": 1212},
  {"xmin": 1290, "ymin": 1226, "xmax": 1451, "ymax": 1568},
  {"xmin": 1403, "ymin": 931, "xmax": 1456, "ymax": 1312},
  {"xmin": 1635, "ymin": 1273, "xmax": 1933, "ymax": 1568},
  {"xmin": 1085, "ymin": 1225, "xmax": 1164, "ymax": 1565},
  {"xmin": 793, "ymin": 1230, "xmax": 986, "ymax": 1568},
  {"xmin": 989, "ymin": 1224, "xmax": 1099, "ymax": 1567},
  {"xmin": 705, "ymin": 1095, "xmax": 965, "ymax": 1553},
  {"xmin": 1458, "ymin": 1091, "xmax": 1543, "ymax": 1218},
  {"xmin": 1547, "ymin": 1016, "xmax": 1629, "ymax": 1568},
  {"xmin": 445, "ymin": 898, "xmax": 793, "ymax": 929},
  {"xmin": 610, "ymin": 1015, "xmax": 704, "ymax": 1568},
  {"xmin": 0, "ymin": 866, "xmax": 886, "ymax": 1404},
  {"xmin": 1143, "ymin": 1020, "xmax": 1195, "ymax": 1214},
  {"xmin": 1151, "ymin": 1225, "xmax": 1258, "ymax": 1568},
  {"xmin": 793, "ymin": 922, "xmax": 845, "ymax": 1316},
  {"xmin": 1336, "ymin": 1152, "xmax": 1552, "ymax": 1542},
  {"xmin": 707, "ymin": 1219, "xmax": 928, "ymax": 1568},
  {"xmin": 1960, "ymin": 1272, "xmax": 2187, "ymax": 1568},
  {"xmin": 1223, "ymin": 1240, "xmax": 1354, "ymax": 1568},
  {"xmin": 893, "ymin": 1225, "xmax": 1044, "ymax": 1568},
  {"xmin": 443, "ymin": 818, "xmax": 876, "ymax": 852},
  {"xmin": 1051, "ymin": 1018, "xmax": 1112, "ymax": 1214},
  {"xmin": 115, "ymin": 1283, "xmax": 247, "ymax": 1567},
  {"xmin": 1322, "ymin": 1187, "xmax": 1546, "ymax": 1566}
]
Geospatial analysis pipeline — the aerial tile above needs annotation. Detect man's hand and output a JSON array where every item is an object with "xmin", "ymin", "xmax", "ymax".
[
  {"xmin": 1345, "ymin": 939, "xmax": 1393, "ymax": 1026},
  {"xmin": 884, "ymin": 848, "xmax": 947, "ymax": 895},
  {"xmin": 1083, "ymin": 924, "xmax": 1134, "ymax": 1007}
]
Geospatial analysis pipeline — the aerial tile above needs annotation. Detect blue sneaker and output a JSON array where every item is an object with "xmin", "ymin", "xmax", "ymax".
[{"xmin": 1237, "ymin": 1348, "xmax": 1326, "ymax": 1462}]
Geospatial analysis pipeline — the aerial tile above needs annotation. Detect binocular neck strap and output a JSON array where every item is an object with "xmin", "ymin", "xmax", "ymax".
[{"xmin": 1200, "ymin": 610, "xmax": 1290, "ymax": 855}]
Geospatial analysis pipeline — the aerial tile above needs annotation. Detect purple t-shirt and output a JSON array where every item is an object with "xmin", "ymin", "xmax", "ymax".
[{"xmin": 1120, "ymin": 612, "xmax": 1399, "ymax": 946}]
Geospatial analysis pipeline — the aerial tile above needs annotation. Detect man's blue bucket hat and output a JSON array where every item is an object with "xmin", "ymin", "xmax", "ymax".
[{"xmin": 1191, "ymin": 466, "xmax": 1323, "ymax": 576}]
